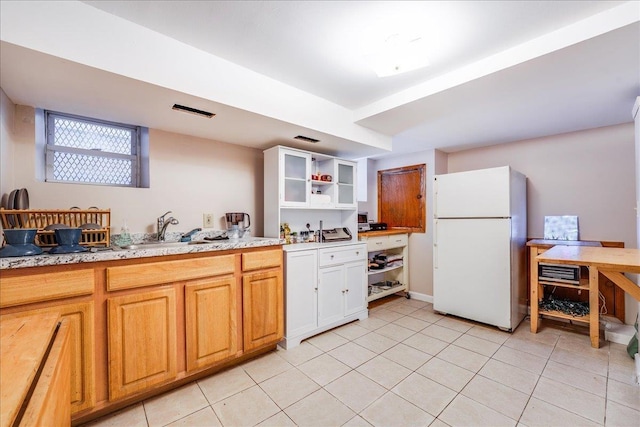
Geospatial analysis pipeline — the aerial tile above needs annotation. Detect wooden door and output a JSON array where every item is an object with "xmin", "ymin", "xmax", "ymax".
[
  {"xmin": 378, "ymin": 164, "xmax": 426, "ymax": 232},
  {"xmin": 242, "ymin": 270, "xmax": 283, "ymax": 351},
  {"xmin": 185, "ymin": 277, "xmax": 237, "ymax": 372},
  {"xmin": 107, "ymin": 288, "xmax": 176, "ymax": 400}
]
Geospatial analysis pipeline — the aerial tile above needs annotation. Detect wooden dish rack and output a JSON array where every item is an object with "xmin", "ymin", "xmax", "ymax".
[{"xmin": 0, "ymin": 208, "xmax": 111, "ymax": 247}]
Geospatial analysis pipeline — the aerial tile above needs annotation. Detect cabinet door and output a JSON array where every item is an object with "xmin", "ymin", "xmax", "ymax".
[
  {"xmin": 243, "ymin": 269, "xmax": 284, "ymax": 351},
  {"xmin": 285, "ymin": 250, "xmax": 318, "ymax": 338},
  {"xmin": 280, "ymin": 149, "xmax": 311, "ymax": 207},
  {"xmin": 185, "ymin": 277, "xmax": 237, "ymax": 372},
  {"xmin": 108, "ymin": 288, "xmax": 177, "ymax": 400},
  {"xmin": 344, "ymin": 260, "xmax": 367, "ymax": 316},
  {"xmin": 318, "ymin": 265, "xmax": 345, "ymax": 327},
  {"xmin": 4, "ymin": 301, "xmax": 95, "ymax": 414},
  {"xmin": 335, "ymin": 160, "xmax": 357, "ymax": 208}
]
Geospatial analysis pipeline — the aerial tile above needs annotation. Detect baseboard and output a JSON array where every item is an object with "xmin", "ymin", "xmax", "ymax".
[
  {"xmin": 408, "ymin": 292, "xmax": 433, "ymax": 304},
  {"xmin": 604, "ymin": 323, "xmax": 636, "ymax": 345}
]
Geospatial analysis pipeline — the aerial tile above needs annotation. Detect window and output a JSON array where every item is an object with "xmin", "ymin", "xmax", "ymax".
[{"xmin": 43, "ymin": 110, "xmax": 148, "ymax": 187}]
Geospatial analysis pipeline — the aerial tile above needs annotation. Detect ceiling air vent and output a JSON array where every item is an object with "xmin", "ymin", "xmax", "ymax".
[
  {"xmin": 294, "ymin": 135, "xmax": 319, "ymax": 143},
  {"xmin": 172, "ymin": 104, "xmax": 215, "ymax": 118}
]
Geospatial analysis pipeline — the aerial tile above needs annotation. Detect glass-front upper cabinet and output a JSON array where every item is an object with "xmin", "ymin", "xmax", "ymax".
[
  {"xmin": 280, "ymin": 149, "xmax": 311, "ymax": 207},
  {"xmin": 335, "ymin": 160, "xmax": 357, "ymax": 208}
]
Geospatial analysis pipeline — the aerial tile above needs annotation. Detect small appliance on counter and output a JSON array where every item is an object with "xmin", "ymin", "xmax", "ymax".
[
  {"xmin": 225, "ymin": 212, "xmax": 250, "ymax": 239},
  {"xmin": 358, "ymin": 212, "xmax": 370, "ymax": 232},
  {"xmin": 357, "ymin": 212, "xmax": 387, "ymax": 232},
  {"xmin": 369, "ymin": 222, "xmax": 387, "ymax": 231},
  {"xmin": 321, "ymin": 227, "xmax": 352, "ymax": 242}
]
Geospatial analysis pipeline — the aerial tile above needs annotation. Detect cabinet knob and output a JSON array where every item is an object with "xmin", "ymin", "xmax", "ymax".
[
  {"xmin": 356, "ymin": 251, "xmax": 359, "ymax": 255},
  {"xmin": 330, "ymin": 255, "xmax": 334, "ymax": 259},
  {"xmin": 376, "ymin": 242, "xmax": 382, "ymax": 245},
  {"xmin": 314, "ymin": 287, "xmax": 318, "ymax": 291}
]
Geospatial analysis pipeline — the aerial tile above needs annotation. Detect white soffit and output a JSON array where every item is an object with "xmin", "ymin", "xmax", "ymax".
[
  {"xmin": 0, "ymin": 0, "xmax": 392, "ymax": 152},
  {"xmin": 354, "ymin": 1, "xmax": 640, "ymax": 134}
]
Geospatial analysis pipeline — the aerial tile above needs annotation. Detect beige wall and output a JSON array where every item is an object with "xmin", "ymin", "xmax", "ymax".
[
  {"xmin": 448, "ymin": 123, "xmax": 636, "ymax": 247},
  {"xmin": 1, "ymin": 97, "xmax": 264, "ymax": 236},
  {"xmin": 1, "ymin": 89, "xmax": 15, "ymax": 197},
  {"xmin": 448, "ymin": 123, "xmax": 637, "ymax": 324},
  {"xmin": 360, "ymin": 123, "xmax": 636, "ymax": 315},
  {"xmin": 358, "ymin": 149, "xmax": 446, "ymax": 301}
]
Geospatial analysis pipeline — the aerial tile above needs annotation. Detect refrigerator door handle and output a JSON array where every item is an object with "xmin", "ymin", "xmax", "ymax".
[
  {"xmin": 433, "ymin": 219, "xmax": 438, "ymax": 269},
  {"xmin": 433, "ymin": 178, "xmax": 438, "ymax": 219}
]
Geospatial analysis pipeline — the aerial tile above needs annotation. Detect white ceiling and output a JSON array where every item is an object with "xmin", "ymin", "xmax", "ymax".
[{"xmin": 1, "ymin": 1, "xmax": 639, "ymax": 159}]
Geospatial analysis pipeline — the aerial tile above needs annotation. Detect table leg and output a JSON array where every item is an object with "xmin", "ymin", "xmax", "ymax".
[
  {"xmin": 589, "ymin": 266, "xmax": 600, "ymax": 348},
  {"xmin": 530, "ymin": 250, "xmax": 540, "ymax": 333}
]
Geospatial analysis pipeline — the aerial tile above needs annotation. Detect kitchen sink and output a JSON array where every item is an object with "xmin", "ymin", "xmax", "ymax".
[{"xmin": 118, "ymin": 240, "xmax": 212, "ymax": 250}]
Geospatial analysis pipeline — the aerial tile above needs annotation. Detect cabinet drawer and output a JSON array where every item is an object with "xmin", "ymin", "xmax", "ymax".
[
  {"xmin": 0, "ymin": 269, "xmax": 94, "ymax": 308},
  {"xmin": 365, "ymin": 234, "xmax": 408, "ymax": 252},
  {"xmin": 242, "ymin": 249, "xmax": 282, "ymax": 272},
  {"xmin": 319, "ymin": 244, "xmax": 366, "ymax": 267},
  {"xmin": 107, "ymin": 255, "xmax": 235, "ymax": 291}
]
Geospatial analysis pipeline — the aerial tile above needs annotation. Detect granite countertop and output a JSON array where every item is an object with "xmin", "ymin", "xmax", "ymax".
[{"xmin": 1, "ymin": 232, "xmax": 283, "ymax": 270}]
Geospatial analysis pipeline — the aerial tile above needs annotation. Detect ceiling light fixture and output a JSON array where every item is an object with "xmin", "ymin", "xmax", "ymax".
[
  {"xmin": 172, "ymin": 104, "xmax": 215, "ymax": 118},
  {"xmin": 366, "ymin": 33, "xmax": 430, "ymax": 77}
]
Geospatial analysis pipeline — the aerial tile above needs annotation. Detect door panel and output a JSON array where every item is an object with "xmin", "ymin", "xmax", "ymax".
[
  {"xmin": 344, "ymin": 261, "xmax": 366, "ymax": 316},
  {"xmin": 434, "ymin": 167, "xmax": 511, "ymax": 218},
  {"xmin": 285, "ymin": 250, "xmax": 318, "ymax": 338},
  {"xmin": 378, "ymin": 164, "xmax": 425, "ymax": 231},
  {"xmin": 185, "ymin": 277, "xmax": 237, "ymax": 372},
  {"xmin": 318, "ymin": 266, "xmax": 344, "ymax": 327},
  {"xmin": 434, "ymin": 218, "xmax": 512, "ymax": 329},
  {"xmin": 243, "ymin": 270, "xmax": 284, "ymax": 351},
  {"xmin": 108, "ymin": 288, "xmax": 177, "ymax": 400}
]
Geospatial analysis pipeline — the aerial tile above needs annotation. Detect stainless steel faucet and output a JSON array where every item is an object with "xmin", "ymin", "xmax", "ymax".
[{"xmin": 157, "ymin": 211, "xmax": 179, "ymax": 241}]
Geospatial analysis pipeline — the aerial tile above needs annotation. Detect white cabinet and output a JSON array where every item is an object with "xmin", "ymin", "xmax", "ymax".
[
  {"xmin": 280, "ymin": 149, "xmax": 311, "ymax": 207},
  {"xmin": 284, "ymin": 249, "xmax": 318, "ymax": 339},
  {"xmin": 359, "ymin": 232, "xmax": 410, "ymax": 302},
  {"xmin": 335, "ymin": 160, "xmax": 357, "ymax": 208},
  {"xmin": 264, "ymin": 146, "xmax": 358, "ymax": 240},
  {"xmin": 282, "ymin": 243, "xmax": 368, "ymax": 349}
]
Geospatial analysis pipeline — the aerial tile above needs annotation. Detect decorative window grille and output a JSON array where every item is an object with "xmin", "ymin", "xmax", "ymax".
[{"xmin": 45, "ymin": 111, "xmax": 143, "ymax": 187}]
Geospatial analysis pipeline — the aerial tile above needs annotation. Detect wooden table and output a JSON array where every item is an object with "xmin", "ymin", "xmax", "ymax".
[
  {"xmin": 535, "ymin": 246, "xmax": 640, "ymax": 348},
  {"xmin": 0, "ymin": 313, "xmax": 70, "ymax": 427}
]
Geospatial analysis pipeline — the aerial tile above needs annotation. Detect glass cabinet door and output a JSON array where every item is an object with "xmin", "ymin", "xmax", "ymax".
[
  {"xmin": 281, "ymin": 150, "xmax": 311, "ymax": 206},
  {"xmin": 336, "ymin": 160, "xmax": 356, "ymax": 208}
]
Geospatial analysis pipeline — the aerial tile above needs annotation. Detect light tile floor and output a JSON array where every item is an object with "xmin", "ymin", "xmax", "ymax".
[{"xmin": 83, "ymin": 297, "xmax": 639, "ymax": 427}]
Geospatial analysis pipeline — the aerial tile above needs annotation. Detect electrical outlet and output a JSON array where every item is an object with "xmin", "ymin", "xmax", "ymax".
[{"xmin": 203, "ymin": 213, "xmax": 214, "ymax": 228}]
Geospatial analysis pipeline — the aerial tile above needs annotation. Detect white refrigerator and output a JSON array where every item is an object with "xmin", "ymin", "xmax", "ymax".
[{"xmin": 433, "ymin": 166, "xmax": 527, "ymax": 331}]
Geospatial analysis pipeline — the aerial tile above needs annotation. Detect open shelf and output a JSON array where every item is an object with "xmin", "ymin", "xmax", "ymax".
[
  {"xmin": 368, "ymin": 264, "xmax": 403, "ymax": 276},
  {"xmin": 538, "ymin": 280, "xmax": 590, "ymax": 291},
  {"xmin": 538, "ymin": 308, "xmax": 590, "ymax": 324},
  {"xmin": 367, "ymin": 284, "xmax": 407, "ymax": 302}
]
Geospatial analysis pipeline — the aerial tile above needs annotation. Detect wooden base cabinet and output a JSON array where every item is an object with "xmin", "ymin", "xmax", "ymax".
[
  {"xmin": 1, "ymin": 245, "xmax": 284, "ymax": 425},
  {"xmin": 243, "ymin": 269, "xmax": 284, "ymax": 351},
  {"xmin": 107, "ymin": 287, "xmax": 177, "ymax": 401},
  {"xmin": 45, "ymin": 302, "xmax": 95, "ymax": 414},
  {"xmin": 185, "ymin": 276, "xmax": 237, "ymax": 372},
  {"xmin": 0, "ymin": 268, "xmax": 95, "ymax": 416}
]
